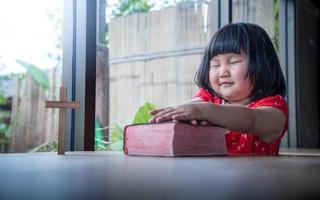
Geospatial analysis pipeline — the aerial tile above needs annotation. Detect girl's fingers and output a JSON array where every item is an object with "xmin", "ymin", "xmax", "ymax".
[
  {"xmin": 149, "ymin": 116, "xmax": 156, "ymax": 123},
  {"xmin": 199, "ymin": 120, "xmax": 208, "ymax": 126},
  {"xmin": 155, "ymin": 115, "xmax": 173, "ymax": 123},
  {"xmin": 172, "ymin": 113, "xmax": 191, "ymax": 121},
  {"xmin": 149, "ymin": 108, "xmax": 174, "ymax": 123},
  {"xmin": 190, "ymin": 120, "xmax": 198, "ymax": 126},
  {"xmin": 156, "ymin": 110, "xmax": 183, "ymax": 123},
  {"xmin": 153, "ymin": 107, "xmax": 175, "ymax": 117},
  {"xmin": 150, "ymin": 108, "xmax": 165, "ymax": 115}
]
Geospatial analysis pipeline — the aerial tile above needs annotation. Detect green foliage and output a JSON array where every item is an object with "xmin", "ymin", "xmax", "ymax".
[
  {"xmin": 15, "ymin": 60, "xmax": 50, "ymax": 89},
  {"xmin": 113, "ymin": 0, "xmax": 154, "ymax": 17},
  {"xmin": 95, "ymin": 121, "xmax": 104, "ymax": 144},
  {"xmin": 111, "ymin": 124, "xmax": 124, "ymax": 142},
  {"xmin": 0, "ymin": 111, "xmax": 11, "ymax": 152},
  {"xmin": 27, "ymin": 140, "xmax": 58, "ymax": 152},
  {"xmin": 95, "ymin": 121, "xmax": 111, "ymax": 151},
  {"xmin": 0, "ymin": 90, "xmax": 7, "ymax": 105},
  {"xmin": 0, "ymin": 80, "xmax": 11, "ymax": 152},
  {"xmin": 0, "ymin": 111, "xmax": 11, "ymax": 136},
  {"xmin": 94, "ymin": 121, "xmax": 124, "ymax": 151},
  {"xmin": 132, "ymin": 102, "xmax": 155, "ymax": 124},
  {"xmin": 110, "ymin": 124, "xmax": 124, "ymax": 151},
  {"xmin": 95, "ymin": 102, "xmax": 156, "ymax": 152}
]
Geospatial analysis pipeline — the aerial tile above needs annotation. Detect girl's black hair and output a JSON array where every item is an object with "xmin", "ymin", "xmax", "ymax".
[{"xmin": 195, "ymin": 23, "xmax": 286, "ymax": 101}]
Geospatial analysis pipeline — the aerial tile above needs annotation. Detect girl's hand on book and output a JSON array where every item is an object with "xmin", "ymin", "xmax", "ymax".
[
  {"xmin": 149, "ymin": 107, "xmax": 174, "ymax": 123},
  {"xmin": 150, "ymin": 107, "xmax": 179, "ymax": 123},
  {"xmin": 150, "ymin": 103, "xmax": 208, "ymax": 123}
]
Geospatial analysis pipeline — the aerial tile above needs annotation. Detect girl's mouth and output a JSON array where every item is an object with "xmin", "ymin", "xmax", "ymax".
[{"xmin": 220, "ymin": 82, "xmax": 234, "ymax": 86}]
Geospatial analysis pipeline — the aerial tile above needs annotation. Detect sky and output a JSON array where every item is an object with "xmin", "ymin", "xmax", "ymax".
[{"xmin": 0, "ymin": 0, "xmax": 62, "ymax": 76}]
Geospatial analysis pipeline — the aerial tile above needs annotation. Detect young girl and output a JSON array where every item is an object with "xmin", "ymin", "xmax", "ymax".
[{"xmin": 150, "ymin": 23, "xmax": 288, "ymax": 156}]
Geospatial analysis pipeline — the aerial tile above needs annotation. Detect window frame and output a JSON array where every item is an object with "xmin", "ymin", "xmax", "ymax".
[{"xmin": 63, "ymin": 0, "xmax": 96, "ymax": 151}]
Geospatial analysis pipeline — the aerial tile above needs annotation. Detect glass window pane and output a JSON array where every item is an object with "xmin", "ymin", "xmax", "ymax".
[
  {"xmin": 0, "ymin": 0, "xmax": 63, "ymax": 153},
  {"xmin": 95, "ymin": 0, "xmax": 217, "ymax": 151}
]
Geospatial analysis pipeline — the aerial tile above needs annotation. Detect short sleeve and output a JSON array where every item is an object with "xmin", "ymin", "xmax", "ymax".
[
  {"xmin": 226, "ymin": 95, "xmax": 289, "ymax": 155},
  {"xmin": 194, "ymin": 88, "xmax": 212, "ymax": 102},
  {"xmin": 250, "ymin": 95, "xmax": 288, "ymax": 119},
  {"xmin": 250, "ymin": 95, "xmax": 289, "ymax": 137},
  {"xmin": 194, "ymin": 88, "xmax": 222, "ymax": 104}
]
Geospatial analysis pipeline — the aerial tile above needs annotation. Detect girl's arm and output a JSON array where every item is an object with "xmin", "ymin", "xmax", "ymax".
[
  {"xmin": 151, "ymin": 102, "xmax": 286, "ymax": 143},
  {"xmin": 149, "ymin": 97, "xmax": 205, "ymax": 119},
  {"xmin": 203, "ymin": 103, "xmax": 286, "ymax": 143}
]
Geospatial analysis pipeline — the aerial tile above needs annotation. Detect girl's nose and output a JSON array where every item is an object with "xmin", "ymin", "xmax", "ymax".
[{"xmin": 219, "ymin": 66, "xmax": 230, "ymax": 77}]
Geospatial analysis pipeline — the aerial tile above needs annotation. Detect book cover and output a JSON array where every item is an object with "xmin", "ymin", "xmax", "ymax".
[{"xmin": 124, "ymin": 122, "xmax": 227, "ymax": 156}]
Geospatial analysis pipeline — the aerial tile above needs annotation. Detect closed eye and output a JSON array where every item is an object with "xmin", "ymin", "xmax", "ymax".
[
  {"xmin": 230, "ymin": 60, "xmax": 242, "ymax": 65},
  {"xmin": 210, "ymin": 64, "xmax": 220, "ymax": 68}
]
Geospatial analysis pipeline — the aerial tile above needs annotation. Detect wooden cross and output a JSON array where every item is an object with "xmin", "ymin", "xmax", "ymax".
[{"xmin": 45, "ymin": 87, "xmax": 80, "ymax": 155}]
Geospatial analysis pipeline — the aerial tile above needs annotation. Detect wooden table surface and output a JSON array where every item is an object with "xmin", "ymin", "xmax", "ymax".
[{"xmin": 0, "ymin": 150, "xmax": 320, "ymax": 200}]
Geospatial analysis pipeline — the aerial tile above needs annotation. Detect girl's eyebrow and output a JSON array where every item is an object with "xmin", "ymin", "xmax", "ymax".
[
  {"xmin": 210, "ymin": 58, "xmax": 219, "ymax": 62},
  {"xmin": 228, "ymin": 53, "xmax": 243, "ymax": 58}
]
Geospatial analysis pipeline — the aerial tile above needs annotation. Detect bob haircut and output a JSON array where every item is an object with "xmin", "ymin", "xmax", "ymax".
[{"xmin": 195, "ymin": 23, "xmax": 286, "ymax": 101}]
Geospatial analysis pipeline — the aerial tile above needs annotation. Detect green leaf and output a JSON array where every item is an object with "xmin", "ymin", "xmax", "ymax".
[
  {"xmin": 113, "ymin": 0, "xmax": 154, "ymax": 17},
  {"xmin": 95, "ymin": 121, "xmax": 104, "ymax": 145},
  {"xmin": 15, "ymin": 59, "xmax": 50, "ymax": 89},
  {"xmin": 110, "ymin": 141, "xmax": 123, "ymax": 151},
  {"xmin": 94, "ymin": 121, "xmax": 111, "ymax": 151},
  {"xmin": 132, "ymin": 102, "xmax": 155, "ymax": 124},
  {"xmin": 95, "ymin": 144, "xmax": 109, "ymax": 151},
  {"xmin": 0, "ymin": 111, "xmax": 11, "ymax": 138},
  {"xmin": 111, "ymin": 124, "xmax": 124, "ymax": 143},
  {"xmin": 95, "ymin": 138, "xmax": 109, "ymax": 145},
  {"xmin": 0, "ymin": 90, "xmax": 7, "ymax": 105}
]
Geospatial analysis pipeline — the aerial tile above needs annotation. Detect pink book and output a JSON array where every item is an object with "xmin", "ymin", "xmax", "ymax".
[{"xmin": 124, "ymin": 122, "xmax": 227, "ymax": 156}]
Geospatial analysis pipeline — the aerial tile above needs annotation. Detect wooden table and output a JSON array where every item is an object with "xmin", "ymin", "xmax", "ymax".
[{"xmin": 0, "ymin": 150, "xmax": 320, "ymax": 200}]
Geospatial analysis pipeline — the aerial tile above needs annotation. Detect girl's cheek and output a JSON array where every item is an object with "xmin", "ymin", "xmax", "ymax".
[
  {"xmin": 208, "ymin": 69, "xmax": 216, "ymax": 79},
  {"xmin": 208, "ymin": 71, "xmax": 213, "ymax": 82},
  {"xmin": 209, "ymin": 71, "xmax": 219, "ymax": 82},
  {"xmin": 209, "ymin": 76, "xmax": 218, "ymax": 90}
]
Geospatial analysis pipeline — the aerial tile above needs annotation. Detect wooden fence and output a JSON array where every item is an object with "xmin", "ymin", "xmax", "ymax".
[
  {"xmin": 9, "ymin": 68, "xmax": 60, "ymax": 152},
  {"xmin": 109, "ymin": 1, "xmax": 213, "ymax": 126},
  {"xmin": 8, "ymin": 46, "xmax": 109, "ymax": 152}
]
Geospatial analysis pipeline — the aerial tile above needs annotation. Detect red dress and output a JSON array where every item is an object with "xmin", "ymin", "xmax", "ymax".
[{"xmin": 194, "ymin": 88, "xmax": 288, "ymax": 155}]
